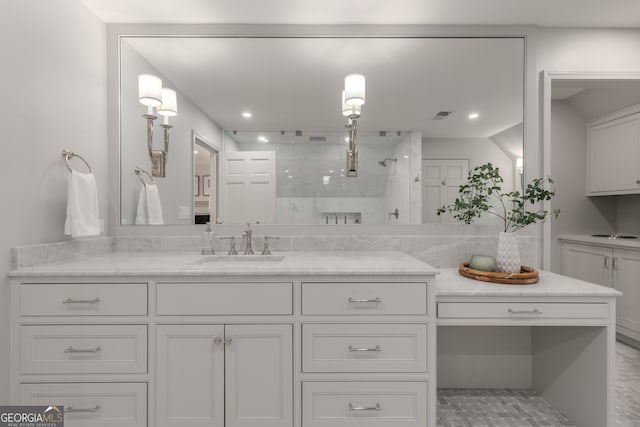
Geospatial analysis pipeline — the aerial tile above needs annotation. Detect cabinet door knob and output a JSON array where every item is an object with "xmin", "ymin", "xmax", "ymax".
[
  {"xmin": 214, "ymin": 336, "xmax": 223, "ymax": 345},
  {"xmin": 224, "ymin": 336, "xmax": 233, "ymax": 345}
]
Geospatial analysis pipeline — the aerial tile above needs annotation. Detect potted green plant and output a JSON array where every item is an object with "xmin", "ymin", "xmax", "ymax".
[{"xmin": 437, "ymin": 162, "xmax": 557, "ymax": 273}]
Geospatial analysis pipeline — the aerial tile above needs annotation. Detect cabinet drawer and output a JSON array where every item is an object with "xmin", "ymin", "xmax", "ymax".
[
  {"xmin": 21, "ymin": 325, "xmax": 147, "ymax": 374},
  {"xmin": 19, "ymin": 382, "xmax": 146, "ymax": 427},
  {"xmin": 302, "ymin": 324, "xmax": 427, "ymax": 373},
  {"xmin": 302, "ymin": 282, "xmax": 427, "ymax": 315},
  {"xmin": 437, "ymin": 302, "xmax": 609, "ymax": 320},
  {"xmin": 157, "ymin": 282, "xmax": 292, "ymax": 315},
  {"xmin": 302, "ymin": 381, "xmax": 428, "ymax": 427},
  {"xmin": 20, "ymin": 283, "xmax": 147, "ymax": 316}
]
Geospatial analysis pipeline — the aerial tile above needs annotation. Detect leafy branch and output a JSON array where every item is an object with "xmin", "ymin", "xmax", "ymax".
[{"xmin": 436, "ymin": 162, "xmax": 558, "ymax": 232}]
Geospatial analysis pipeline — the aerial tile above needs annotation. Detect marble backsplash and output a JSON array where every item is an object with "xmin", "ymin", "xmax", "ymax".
[{"xmin": 13, "ymin": 234, "xmax": 537, "ymax": 270}]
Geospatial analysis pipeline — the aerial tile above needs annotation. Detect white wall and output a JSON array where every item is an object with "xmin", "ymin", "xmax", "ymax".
[
  {"xmin": 0, "ymin": 0, "xmax": 107, "ymax": 402},
  {"xmin": 548, "ymin": 100, "xmax": 617, "ymax": 272}
]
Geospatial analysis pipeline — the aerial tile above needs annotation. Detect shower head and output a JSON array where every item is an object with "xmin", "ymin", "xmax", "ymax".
[{"xmin": 378, "ymin": 158, "xmax": 397, "ymax": 167}]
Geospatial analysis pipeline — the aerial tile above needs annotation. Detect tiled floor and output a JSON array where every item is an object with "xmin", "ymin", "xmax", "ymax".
[{"xmin": 437, "ymin": 341, "xmax": 640, "ymax": 427}]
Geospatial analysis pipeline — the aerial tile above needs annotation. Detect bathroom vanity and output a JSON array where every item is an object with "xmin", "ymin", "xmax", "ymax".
[
  {"xmin": 9, "ymin": 249, "xmax": 619, "ymax": 427},
  {"xmin": 9, "ymin": 251, "xmax": 437, "ymax": 427}
]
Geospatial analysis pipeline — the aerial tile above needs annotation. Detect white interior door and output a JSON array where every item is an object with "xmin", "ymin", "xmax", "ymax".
[
  {"xmin": 422, "ymin": 159, "xmax": 469, "ymax": 223},
  {"xmin": 219, "ymin": 151, "xmax": 276, "ymax": 224}
]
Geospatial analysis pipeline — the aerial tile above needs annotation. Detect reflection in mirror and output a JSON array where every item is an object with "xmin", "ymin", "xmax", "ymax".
[
  {"xmin": 219, "ymin": 130, "xmax": 420, "ymax": 224},
  {"xmin": 193, "ymin": 132, "xmax": 218, "ymax": 225},
  {"xmin": 118, "ymin": 36, "xmax": 524, "ymax": 226}
]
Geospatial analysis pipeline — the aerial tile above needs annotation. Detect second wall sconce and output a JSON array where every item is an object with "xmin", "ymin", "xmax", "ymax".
[
  {"xmin": 342, "ymin": 73, "xmax": 365, "ymax": 177},
  {"xmin": 138, "ymin": 74, "xmax": 178, "ymax": 177}
]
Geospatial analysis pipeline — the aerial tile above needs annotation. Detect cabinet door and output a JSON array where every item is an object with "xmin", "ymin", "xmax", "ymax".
[
  {"xmin": 562, "ymin": 243, "xmax": 612, "ymax": 286},
  {"xmin": 156, "ymin": 325, "xmax": 224, "ymax": 427},
  {"xmin": 613, "ymin": 249, "xmax": 640, "ymax": 337},
  {"xmin": 225, "ymin": 324, "xmax": 292, "ymax": 427},
  {"xmin": 589, "ymin": 114, "xmax": 640, "ymax": 194}
]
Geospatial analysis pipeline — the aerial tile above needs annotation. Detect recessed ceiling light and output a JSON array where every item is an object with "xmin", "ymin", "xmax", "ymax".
[
  {"xmin": 329, "ymin": 169, "xmax": 334, "ymax": 174},
  {"xmin": 258, "ymin": 136, "xmax": 269, "ymax": 142},
  {"xmin": 403, "ymin": 155, "xmax": 409, "ymax": 159},
  {"xmin": 468, "ymin": 112, "xmax": 479, "ymax": 120},
  {"xmin": 242, "ymin": 111, "xmax": 252, "ymax": 118},
  {"xmin": 193, "ymin": 150, "xmax": 198, "ymax": 154}
]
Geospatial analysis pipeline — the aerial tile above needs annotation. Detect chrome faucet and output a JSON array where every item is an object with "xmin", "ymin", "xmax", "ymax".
[{"xmin": 243, "ymin": 223, "xmax": 254, "ymax": 255}]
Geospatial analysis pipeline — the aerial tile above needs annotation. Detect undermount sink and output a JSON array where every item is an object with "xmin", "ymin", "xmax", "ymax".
[
  {"xmin": 191, "ymin": 254, "xmax": 285, "ymax": 264},
  {"xmin": 591, "ymin": 234, "xmax": 638, "ymax": 239}
]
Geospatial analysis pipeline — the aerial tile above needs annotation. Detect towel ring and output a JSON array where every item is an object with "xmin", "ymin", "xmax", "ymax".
[
  {"xmin": 135, "ymin": 166, "xmax": 155, "ymax": 185},
  {"xmin": 62, "ymin": 149, "xmax": 92, "ymax": 173}
]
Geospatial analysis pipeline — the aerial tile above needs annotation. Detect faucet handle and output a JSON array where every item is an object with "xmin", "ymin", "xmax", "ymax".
[
  {"xmin": 219, "ymin": 236, "xmax": 238, "ymax": 255},
  {"xmin": 261, "ymin": 236, "xmax": 280, "ymax": 255}
]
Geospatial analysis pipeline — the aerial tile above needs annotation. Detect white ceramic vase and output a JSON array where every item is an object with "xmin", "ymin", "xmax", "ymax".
[{"xmin": 496, "ymin": 232, "xmax": 521, "ymax": 273}]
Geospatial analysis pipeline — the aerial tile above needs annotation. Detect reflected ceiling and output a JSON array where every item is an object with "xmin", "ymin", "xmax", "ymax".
[{"xmin": 124, "ymin": 37, "xmax": 524, "ymax": 139}]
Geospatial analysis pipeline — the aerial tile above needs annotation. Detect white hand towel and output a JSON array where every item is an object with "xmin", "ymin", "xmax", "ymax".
[
  {"xmin": 134, "ymin": 185, "xmax": 148, "ymax": 225},
  {"xmin": 64, "ymin": 170, "xmax": 100, "ymax": 238},
  {"xmin": 134, "ymin": 183, "xmax": 164, "ymax": 225},
  {"xmin": 144, "ymin": 183, "xmax": 164, "ymax": 225}
]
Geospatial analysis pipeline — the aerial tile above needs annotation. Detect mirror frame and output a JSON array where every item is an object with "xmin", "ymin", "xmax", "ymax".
[{"xmin": 107, "ymin": 24, "xmax": 538, "ymax": 237}]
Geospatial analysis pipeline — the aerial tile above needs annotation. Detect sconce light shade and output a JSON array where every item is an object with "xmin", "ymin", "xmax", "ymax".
[
  {"xmin": 158, "ymin": 88, "xmax": 178, "ymax": 117},
  {"xmin": 342, "ymin": 91, "xmax": 361, "ymax": 117},
  {"xmin": 138, "ymin": 74, "xmax": 162, "ymax": 107},
  {"xmin": 516, "ymin": 157, "xmax": 524, "ymax": 174},
  {"xmin": 344, "ymin": 74, "xmax": 366, "ymax": 106}
]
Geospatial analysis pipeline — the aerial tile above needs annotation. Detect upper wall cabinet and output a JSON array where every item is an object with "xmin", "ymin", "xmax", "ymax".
[{"xmin": 588, "ymin": 105, "xmax": 640, "ymax": 195}]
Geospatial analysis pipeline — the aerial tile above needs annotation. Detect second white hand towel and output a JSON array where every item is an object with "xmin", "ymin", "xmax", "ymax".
[
  {"xmin": 134, "ymin": 185, "xmax": 148, "ymax": 225},
  {"xmin": 64, "ymin": 170, "xmax": 100, "ymax": 237},
  {"xmin": 144, "ymin": 183, "xmax": 164, "ymax": 225}
]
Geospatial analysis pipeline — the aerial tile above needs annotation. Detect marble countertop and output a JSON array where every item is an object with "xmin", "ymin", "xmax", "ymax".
[
  {"xmin": 436, "ymin": 268, "xmax": 621, "ymax": 297},
  {"xmin": 559, "ymin": 234, "xmax": 640, "ymax": 250},
  {"xmin": 9, "ymin": 251, "xmax": 439, "ymax": 277}
]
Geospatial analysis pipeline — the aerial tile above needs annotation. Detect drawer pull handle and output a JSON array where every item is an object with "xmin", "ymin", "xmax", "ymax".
[
  {"xmin": 62, "ymin": 298, "xmax": 100, "ymax": 304},
  {"xmin": 508, "ymin": 308, "xmax": 542, "ymax": 315},
  {"xmin": 349, "ymin": 345, "xmax": 381, "ymax": 352},
  {"xmin": 65, "ymin": 404, "xmax": 101, "ymax": 413},
  {"xmin": 349, "ymin": 403, "xmax": 381, "ymax": 412},
  {"xmin": 64, "ymin": 346, "xmax": 101, "ymax": 354},
  {"xmin": 348, "ymin": 297, "xmax": 381, "ymax": 304}
]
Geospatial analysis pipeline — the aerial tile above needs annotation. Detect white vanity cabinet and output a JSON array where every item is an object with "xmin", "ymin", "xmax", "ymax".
[
  {"xmin": 11, "ymin": 281, "xmax": 149, "ymax": 427},
  {"xmin": 562, "ymin": 242, "xmax": 640, "ymax": 342},
  {"xmin": 587, "ymin": 105, "xmax": 640, "ymax": 195},
  {"xmin": 299, "ymin": 280, "xmax": 435, "ymax": 427},
  {"xmin": 10, "ymin": 252, "xmax": 437, "ymax": 427},
  {"xmin": 156, "ymin": 324, "xmax": 293, "ymax": 427}
]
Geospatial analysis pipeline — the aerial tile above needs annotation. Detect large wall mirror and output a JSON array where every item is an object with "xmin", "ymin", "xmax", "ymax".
[{"xmin": 118, "ymin": 35, "xmax": 524, "ymax": 226}]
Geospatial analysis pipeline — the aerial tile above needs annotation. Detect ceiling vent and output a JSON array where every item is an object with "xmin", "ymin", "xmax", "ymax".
[
  {"xmin": 432, "ymin": 111, "xmax": 453, "ymax": 120},
  {"xmin": 309, "ymin": 136, "xmax": 327, "ymax": 142}
]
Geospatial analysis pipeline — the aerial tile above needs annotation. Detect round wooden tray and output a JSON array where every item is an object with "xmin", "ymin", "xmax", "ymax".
[{"xmin": 458, "ymin": 262, "xmax": 539, "ymax": 285}]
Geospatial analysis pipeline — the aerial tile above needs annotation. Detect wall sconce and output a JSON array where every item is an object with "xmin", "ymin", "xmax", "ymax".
[
  {"xmin": 138, "ymin": 74, "xmax": 178, "ymax": 177},
  {"xmin": 342, "ymin": 74, "xmax": 365, "ymax": 177},
  {"xmin": 516, "ymin": 157, "xmax": 524, "ymax": 190}
]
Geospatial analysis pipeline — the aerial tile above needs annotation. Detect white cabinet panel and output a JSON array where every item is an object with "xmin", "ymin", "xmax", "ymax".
[
  {"xmin": 20, "ymin": 382, "xmax": 146, "ymax": 427},
  {"xmin": 302, "ymin": 323, "xmax": 427, "ymax": 373},
  {"xmin": 561, "ymin": 243, "xmax": 612, "ymax": 287},
  {"xmin": 437, "ymin": 302, "xmax": 609, "ymax": 320},
  {"xmin": 156, "ymin": 325, "xmax": 224, "ymax": 427},
  {"xmin": 20, "ymin": 283, "xmax": 147, "ymax": 316},
  {"xmin": 157, "ymin": 282, "xmax": 293, "ymax": 315},
  {"xmin": 588, "ymin": 112, "xmax": 640, "ymax": 195},
  {"xmin": 302, "ymin": 381, "xmax": 428, "ymax": 427},
  {"xmin": 302, "ymin": 282, "xmax": 428, "ymax": 315},
  {"xmin": 225, "ymin": 324, "xmax": 293, "ymax": 427},
  {"xmin": 21, "ymin": 324, "xmax": 147, "ymax": 374},
  {"xmin": 613, "ymin": 249, "xmax": 640, "ymax": 337}
]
